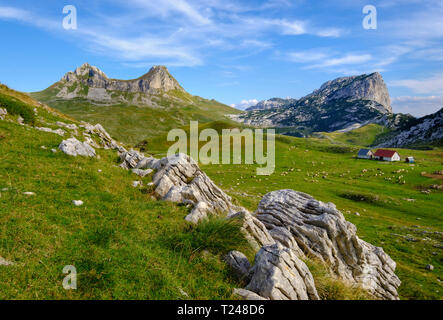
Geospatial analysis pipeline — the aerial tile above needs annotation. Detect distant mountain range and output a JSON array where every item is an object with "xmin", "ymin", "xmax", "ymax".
[{"xmin": 230, "ymin": 72, "xmax": 442, "ymax": 147}]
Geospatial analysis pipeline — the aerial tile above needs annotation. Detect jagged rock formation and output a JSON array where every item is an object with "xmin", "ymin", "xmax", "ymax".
[
  {"xmin": 245, "ymin": 244, "xmax": 320, "ymax": 300},
  {"xmin": 35, "ymin": 127, "xmax": 66, "ymax": 136},
  {"xmin": 59, "ymin": 138, "xmax": 96, "ymax": 157},
  {"xmin": 246, "ymin": 98, "xmax": 296, "ymax": 111},
  {"xmin": 376, "ymin": 108, "xmax": 443, "ymax": 148},
  {"xmin": 230, "ymin": 73, "xmax": 394, "ymax": 133},
  {"xmin": 224, "ymin": 251, "xmax": 252, "ymax": 281},
  {"xmin": 118, "ymin": 151, "xmax": 275, "ymax": 249},
  {"xmin": 255, "ymin": 190, "xmax": 401, "ymax": 300},
  {"xmin": 60, "ymin": 63, "xmax": 184, "ymax": 97},
  {"xmin": 80, "ymin": 123, "xmax": 126, "ymax": 152}
]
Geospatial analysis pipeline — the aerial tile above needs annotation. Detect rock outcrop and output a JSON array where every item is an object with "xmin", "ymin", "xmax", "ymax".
[
  {"xmin": 245, "ymin": 244, "xmax": 320, "ymax": 300},
  {"xmin": 246, "ymin": 98, "xmax": 296, "ymax": 111},
  {"xmin": 376, "ymin": 108, "xmax": 443, "ymax": 148},
  {"xmin": 59, "ymin": 138, "xmax": 96, "ymax": 157},
  {"xmin": 58, "ymin": 63, "xmax": 184, "ymax": 99},
  {"xmin": 80, "ymin": 123, "xmax": 126, "ymax": 152},
  {"xmin": 255, "ymin": 190, "xmax": 401, "ymax": 300},
  {"xmin": 224, "ymin": 251, "xmax": 251, "ymax": 281},
  {"xmin": 118, "ymin": 151, "xmax": 274, "ymax": 250},
  {"xmin": 0, "ymin": 108, "xmax": 7, "ymax": 120},
  {"xmin": 231, "ymin": 72, "xmax": 393, "ymax": 133},
  {"xmin": 0, "ymin": 256, "xmax": 14, "ymax": 266}
]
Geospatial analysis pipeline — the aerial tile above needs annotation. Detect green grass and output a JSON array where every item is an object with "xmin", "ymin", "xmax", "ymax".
[{"xmin": 319, "ymin": 124, "xmax": 391, "ymax": 146}]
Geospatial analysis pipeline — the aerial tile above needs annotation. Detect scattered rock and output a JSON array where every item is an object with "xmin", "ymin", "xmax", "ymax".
[
  {"xmin": 245, "ymin": 244, "xmax": 319, "ymax": 300},
  {"xmin": 0, "ymin": 108, "xmax": 7, "ymax": 120},
  {"xmin": 0, "ymin": 256, "xmax": 14, "ymax": 266},
  {"xmin": 132, "ymin": 181, "xmax": 142, "ymax": 188},
  {"xmin": 131, "ymin": 168, "xmax": 153, "ymax": 178},
  {"xmin": 233, "ymin": 288, "xmax": 267, "ymax": 301},
  {"xmin": 98, "ymin": 169, "xmax": 102, "ymax": 173},
  {"xmin": 430, "ymin": 184, "xmax": 442, "ymax": 190},
  {"xmin": 17, "ymin": 115, "xmax": 24, "ymax": 124},
  {"xmin": 35, "ymin": 127, "xmax": 66, "ymax": 136},
  {"xmin": 72, "ymin": 200, "xmax": 83, "ymax": 206},
  {"xmin": 40, "ymin": 145, "xmax": 47, "ymax": 149},
  {"xmin": 425, "ymin": 264, "xmax": 434, "ymax": 271},
  {"xmin": 23, "ymin": 192, "xmax": 35, "ymax": 196},
  {"xmin": 81, "ymin": 123, "xmax": 125, "ymax": 152},
  {"xmin": 354, "ymin": 212, "xmax": 361, "ymax": 216},
  {"xmin": 178, "ymin": 288, "xmax": 189, "ymax": 298},
  {"xmin": 256, "ymin": 189, "xmax": 401, "ymax": 300},
  {"xmin": 224, "ymin": 251, "xmax": 251, "ymax": 281},
  {"xmin": 51, "ymin": 148, "xmax": 57, "ymax": 153},
  {"xmin": 59, "ymin": 138, "xmax": 96, "ymax": 157}
]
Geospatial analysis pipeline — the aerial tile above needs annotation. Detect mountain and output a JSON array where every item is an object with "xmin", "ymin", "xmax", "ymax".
[
  {"xmin": 31, "ymin": 63, "xmax": 240, "ymax": 144},
  {"xmin": 376, "ymin": 108, "xmax": 443, "ymax": 148},
  {"xmin": 230, "ymin": 73, "xmax": 395, "ymax": 135},
  {"xmin": 246, "ymin": 97, "xmax": 296, "ymax": 111}
]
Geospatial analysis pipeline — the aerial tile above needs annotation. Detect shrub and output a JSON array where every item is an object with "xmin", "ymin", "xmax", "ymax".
[{"xmin": 0, "ymin": 93, "xmax": 36, "ymax": 125}]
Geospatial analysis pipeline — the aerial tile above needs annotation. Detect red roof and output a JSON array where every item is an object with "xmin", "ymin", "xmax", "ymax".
[{"xmin": 374, "ymin": 149, "xmax": 398, "ymax": 158}]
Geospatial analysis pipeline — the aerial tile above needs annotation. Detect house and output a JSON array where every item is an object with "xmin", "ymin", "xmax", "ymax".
[
  {"xmin": 405, "ymin": 156, "xmax": 415, "ymax": 163},
  {"xmin": 357, "ymin": 149, "xmax": 373, "ymax": 159},
  {"xmin": 373, "ymin": 149, "xmax": 401, "ymax": 162}
]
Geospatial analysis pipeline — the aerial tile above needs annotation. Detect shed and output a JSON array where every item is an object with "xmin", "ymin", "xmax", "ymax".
[
  {"xmin": 357, "ymin": 149, "xmax": 373, "ymax": 159},
  {"xmin": 405, "ymin": 156, "xmax": 415, "ymax": 163},
  {"xmin": 373, "ymin": 149, "xmax": 401, "ymax": 162}
]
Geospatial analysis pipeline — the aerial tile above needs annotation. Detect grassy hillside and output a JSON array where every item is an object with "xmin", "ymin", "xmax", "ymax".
[
  {"xmin": 0, "ymin": 87, "xmax": 371, "ymax": 300},
  {"xmin": 31, "ymin": 89, "xmax": 241, "ymax": 145},
  {"xmin": 319, "ymin": 124, "xmax": 392, "ymax": 146}
]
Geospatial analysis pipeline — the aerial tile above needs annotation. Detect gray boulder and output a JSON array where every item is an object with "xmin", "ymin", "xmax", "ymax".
[
  {"xmin": 256, "ymin": 189, "xmax": 401, "ymax": 300},
  {"xmin": 245, "ymin": 243, "xmax": 320, "ymax": 300},
  {"xmin": 0, "ymin": 256, "xmax": 13, "ymax": 266},
  {"xmin": 131, "ymin": 168, "xmax": 153, "ymax": 177},
  {"xmin": 224, "ymin": 251, "xmax": 251, "ymax": 281},
  {"xmin": 233, "ymin": 288, "xmax": 267, "ymax": 300},
  {"xmin": 59, "ymin": 138, "xmax": 96, "ymax": 157}
]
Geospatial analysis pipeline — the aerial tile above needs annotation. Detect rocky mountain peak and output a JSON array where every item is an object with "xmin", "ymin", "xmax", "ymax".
[
  {"xmin": 309, "ymin": 72, "xmax": 392, "ymax": 114},
  {"xmin": 138, "ymin": 65, "xmax": 183, "ymax": 92}
]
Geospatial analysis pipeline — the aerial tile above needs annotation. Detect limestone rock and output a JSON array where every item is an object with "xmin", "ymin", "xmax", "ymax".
[
  {"xmin": 0, "ymin": 108, "xmax": 7, "ymax": 120},
  {"xmin": 256, "ymin": 189, "xmax": 401, "ymax": 300},
  {"xmin": 224, "ymin": 251, "xmax": 251, "ymax": 281},
  {"xmin": 35, "ymin": 127, "xmax": 66, "ymax": 136},
  {"xmin": 228, "ymin": 210, "xmax": 275, "ymax": 252},
  {"xmin": 59, "ymin": 138, "xmax": 96, "ymax": 157},
  {"xmin": 0, "ymin": 256, "xmax": 14, "ymax": 266},
  {"xmin": 80, "ymin": 123, "xmax": 125, "ymax": 152},
  {"xmin": 131, "ymin": 168, "xmax": 153, "ymax": 178},
  {"xmin": 233, "ymin": 288, "xmax": 267, "ymax": 301},
  {"xmin": 119, "ymin": 149, "xmax": 146, "ymax": 170},
  {"xmin": 245, "ymin": 243, "xmax": 319, "ymax": 300},
  {"xmin": 72, "ymin": 200, "xmax": 83, "ymax": 206},
  {"xmin": 152, "ymin": 153, "xmax": 242, "ymax": 218}
]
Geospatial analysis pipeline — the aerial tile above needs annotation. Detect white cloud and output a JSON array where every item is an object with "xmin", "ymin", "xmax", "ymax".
[
  {"xmin": 391, "ymin": 96, "xmax": 443, "ymax": 117},
  {"xmin": 231, "ymin": 99, "xmax": 259, "ymax": 110},
  {"xmin": 288, "ymin": 49, "xmax": 372, "ymax": 70},
  {"xmin": 391, "ymin": 74, "xmax": 443, "ymax": 95}
]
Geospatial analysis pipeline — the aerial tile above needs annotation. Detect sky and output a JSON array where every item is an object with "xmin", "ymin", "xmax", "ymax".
[{"xmin": 0, "ymin": 0, "xmax": 442, "ymax": 117}]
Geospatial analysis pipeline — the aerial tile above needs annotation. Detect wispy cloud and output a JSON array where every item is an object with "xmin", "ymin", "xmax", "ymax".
[
  {"xmin": 0, "ymin": 2, "xmax": 345, "ymax": 67},
  {"xmin": 231, "ymin": 99, "xmax": 259, "ymax": 110},
  {"xmin": 391, "ymin": 74, "xmax": 443, "ymax": 95}
]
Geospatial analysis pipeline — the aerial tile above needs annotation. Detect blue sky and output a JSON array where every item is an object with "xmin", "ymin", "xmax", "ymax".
[{"xmin": 0, "ymin": 0, "xmax": 442, "ymax": 117}]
